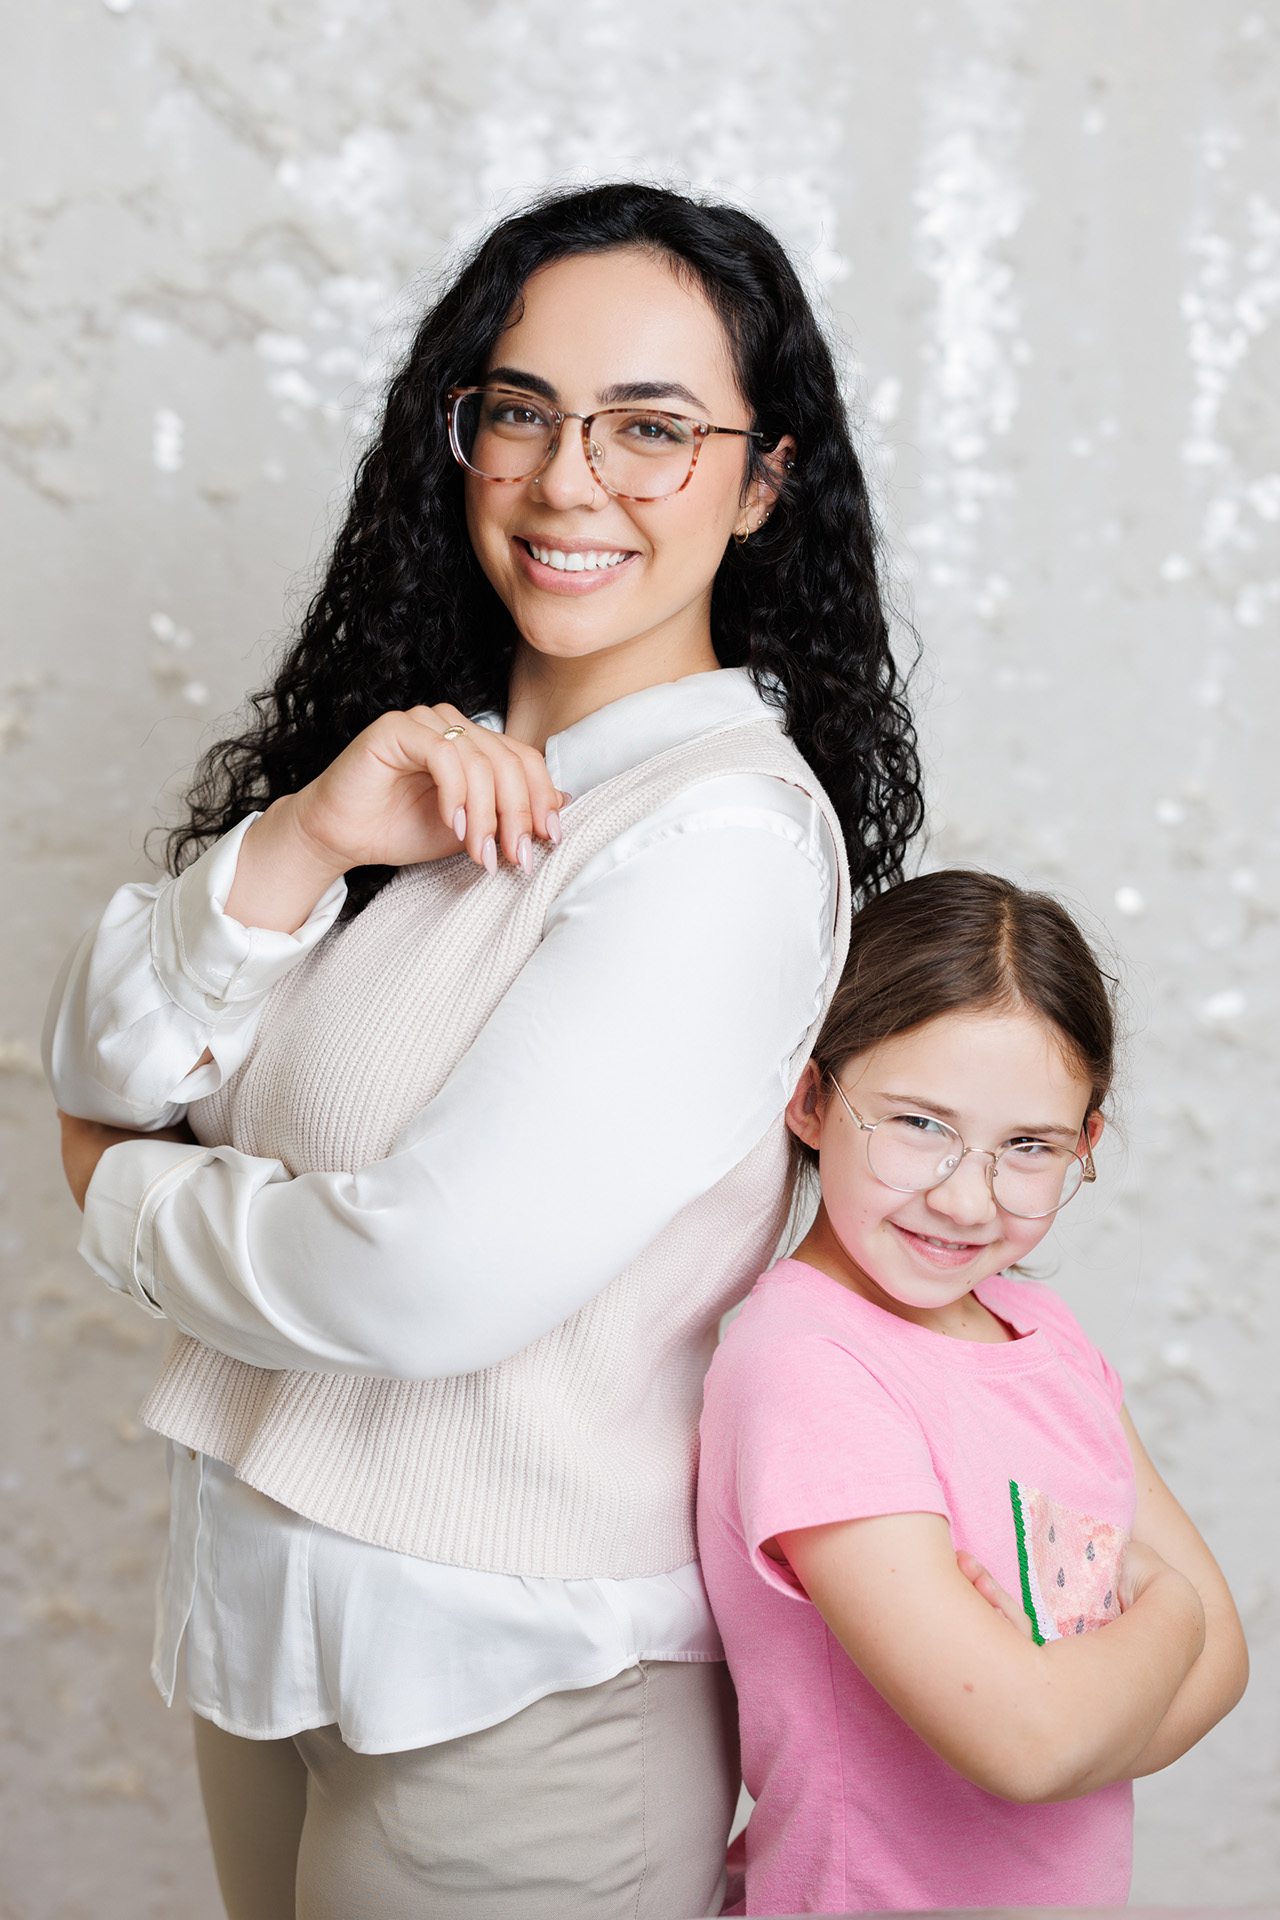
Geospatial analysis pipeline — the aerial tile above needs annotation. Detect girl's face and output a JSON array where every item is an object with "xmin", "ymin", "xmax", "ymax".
[
  {"xmin": 464, "ymin": 247, "xmax": 786, "ymax": 680},
  {"xmin": 786, "ymin": 1007, "xmax": 1103, "ymax": 1332}
]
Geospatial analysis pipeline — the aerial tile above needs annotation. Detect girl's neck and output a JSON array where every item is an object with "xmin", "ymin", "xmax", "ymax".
[
  {"xmin": 793, "ymin": 1207, "xmax": 1015, "ymax": 1345},
  {"xmin": 503, "ymin": 620, "xmax": 720, "ymax": 753}
]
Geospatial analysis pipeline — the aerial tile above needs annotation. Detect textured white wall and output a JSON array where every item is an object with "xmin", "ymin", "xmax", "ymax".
[{"xmin": 2, "ymin": 2, "xmax": 1276, "ymax": 1912}]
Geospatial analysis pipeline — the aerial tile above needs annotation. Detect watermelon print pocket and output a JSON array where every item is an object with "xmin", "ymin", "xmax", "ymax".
[{"xmin": 1009, "ymin": 1480, "xmax": 1128, "ymax": 1646}]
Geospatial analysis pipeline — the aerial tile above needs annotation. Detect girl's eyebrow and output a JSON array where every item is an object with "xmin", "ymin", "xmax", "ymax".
[
  {"xmin": 874, "ymin": 1093, "xmax": 1080, "ymax": 1142},
  {"xmin": 873, "ymin": 1091, "xmax": 962, "ymax": 1122},
  {"xmin": 482, "ymin": 366, "xmax": 710, "ymax": 412}
]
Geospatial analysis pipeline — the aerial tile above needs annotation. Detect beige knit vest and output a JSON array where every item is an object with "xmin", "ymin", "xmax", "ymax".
[{"xmin": 140, "ymin": 715, "xmax": 851, "ymax": 1578}]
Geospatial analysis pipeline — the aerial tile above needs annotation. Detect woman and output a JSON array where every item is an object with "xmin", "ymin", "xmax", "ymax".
[{"xmin": 47, "ymin": 183, "xmax": 923, "ymax": 1920}]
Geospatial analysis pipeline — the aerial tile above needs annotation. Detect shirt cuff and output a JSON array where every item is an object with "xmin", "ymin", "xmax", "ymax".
[
  {"xmin": 149, "ymin": 815, "xmax": 347, "ymax": 1025},
  {"xmin": 78, "ymin": 1138, "xmax": 211, "ymax": 1314}
]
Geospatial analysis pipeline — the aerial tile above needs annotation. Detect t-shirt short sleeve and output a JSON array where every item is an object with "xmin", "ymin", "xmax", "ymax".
[{"xmin": 728, "ymin": 1330, "xmax": 948, "ymax": 1600}]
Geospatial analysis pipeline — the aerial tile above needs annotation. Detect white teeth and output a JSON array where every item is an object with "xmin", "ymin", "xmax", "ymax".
[{"xmin": 529, "ymin": 544, "xmax": 627, "ymax": 572}]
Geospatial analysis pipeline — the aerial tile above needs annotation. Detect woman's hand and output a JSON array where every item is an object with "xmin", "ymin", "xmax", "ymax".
[
  {"xmin": 225, "ymin": 705, "xmax": 569, "ymax": 935},
  {"xmin": 59, "ymin": 1111, "xmax": 195, "ymax": 1210}
]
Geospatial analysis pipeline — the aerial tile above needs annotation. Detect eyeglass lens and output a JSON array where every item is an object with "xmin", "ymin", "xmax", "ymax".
[
  {"xmin": 865, "ymin": 1113, "xmax": 1085, "ymax": 1218},
  {"xmin": 451, "ymin": 390, "xmax": 699, "ymax": 499}
]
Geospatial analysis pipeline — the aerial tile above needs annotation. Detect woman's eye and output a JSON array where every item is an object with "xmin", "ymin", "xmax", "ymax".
[
  {"xmin": 492, "ymin": 404, "xmax": 546, "ymax": 428},
  {"xmin": 618, "ymin": 412, "xmax": 684, "ymax": 444}
]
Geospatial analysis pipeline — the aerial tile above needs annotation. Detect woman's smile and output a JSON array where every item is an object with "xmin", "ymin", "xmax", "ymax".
[
  {"xmin": 513, "ymin": 533, "xmax": 642, "ymax": 594},
  {"xmin": 466, "ymin": 248, "xmax": 778, "ymax": 707}
]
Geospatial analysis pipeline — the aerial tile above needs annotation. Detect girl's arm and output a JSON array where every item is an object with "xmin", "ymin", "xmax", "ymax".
[
  {"xmin": 776, "ymin": 1508, "xmax": 1206, "ymax": 1806},
  {"xmin": 1116, "ymin": 1405, "xmax": 1248, "ymax": 1776}
]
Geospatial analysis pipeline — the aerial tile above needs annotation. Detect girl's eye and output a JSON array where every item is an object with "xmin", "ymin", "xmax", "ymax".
[
  {"xmin": 1003, "ymin": 1138, "xmax": 1058, "ymax": 1163},
  {"xmin": 886, "ymin": 1112, "xmax": 952, "ymax": 1140}
]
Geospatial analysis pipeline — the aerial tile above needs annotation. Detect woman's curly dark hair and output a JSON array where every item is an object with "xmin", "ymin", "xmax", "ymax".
[{"xmin": 170, "ymin": 182, "xmax": 924, "ymax": 915}]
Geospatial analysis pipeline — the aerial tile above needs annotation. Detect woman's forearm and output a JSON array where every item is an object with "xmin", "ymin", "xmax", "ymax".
[
  {"xmin": 222, "ymin": 796, "xmax": 349, "ymax": 936},
  {"xmin": 80, "ymin": 810, "xmax": 831, "ymax": 1375},
  {"xmin": 43, "ymin": 818, "xmax": 347, "ymax": 1127}
]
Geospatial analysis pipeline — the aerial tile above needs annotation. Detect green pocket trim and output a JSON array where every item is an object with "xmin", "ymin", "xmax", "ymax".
[{"xmin": 1009, "ymin": 1477, "xmax": 1046, "ymax": 1647}]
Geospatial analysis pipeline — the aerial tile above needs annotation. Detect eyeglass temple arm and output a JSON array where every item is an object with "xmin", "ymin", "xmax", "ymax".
[{"xmin": 1081, "ymin": 1121, "xmax": 1098, "ymax": 1183}]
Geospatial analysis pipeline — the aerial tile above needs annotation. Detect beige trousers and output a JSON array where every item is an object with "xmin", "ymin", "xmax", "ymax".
[{"xmin": 193, "ymin": 1660, "xmax": 738, "ymax": 1920}]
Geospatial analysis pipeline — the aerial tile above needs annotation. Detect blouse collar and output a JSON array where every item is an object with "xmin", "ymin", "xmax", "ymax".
[{"xmin": 541, "ymin": 668, "xmax": 782, "ymax": 799}]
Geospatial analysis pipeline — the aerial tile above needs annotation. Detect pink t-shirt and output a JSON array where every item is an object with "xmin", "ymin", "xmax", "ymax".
[{"xmin": 698, "ymin": 1258, "xmax": 1136, "ymax": 1915}]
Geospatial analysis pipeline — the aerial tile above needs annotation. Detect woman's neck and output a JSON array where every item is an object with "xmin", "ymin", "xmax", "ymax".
[{"xmin": 503, "ymin": 623, "xmax": 720, "ymax": 753}]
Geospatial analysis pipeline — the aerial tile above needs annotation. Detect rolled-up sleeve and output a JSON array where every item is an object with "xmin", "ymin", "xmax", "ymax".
[
  {"xmin": 75, "ymin": 775, "xmax": 837, "ymax": 1380},
  {"xmin": 43, "ymin": 815, "xmax": 347, "ymax": 1128}
]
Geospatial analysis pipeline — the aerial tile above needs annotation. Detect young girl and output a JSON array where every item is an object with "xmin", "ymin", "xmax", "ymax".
[{"xmin": 698, "ymin": 869, "xmax": 1247, "ymax": 1915}]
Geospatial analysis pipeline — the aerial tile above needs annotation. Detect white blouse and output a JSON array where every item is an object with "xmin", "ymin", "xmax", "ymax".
[{"xmin": 46, "ymin": 668, "xmax": 838, "ymax": 1754}]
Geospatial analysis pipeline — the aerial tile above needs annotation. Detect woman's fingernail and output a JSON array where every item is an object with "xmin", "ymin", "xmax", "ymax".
[
  {"xmin": 545, "ymin": 810, "xmax": 562, "ymax": 847},
  {"xmin": 453, "ymin": 807, "xmax": 467, "ymax": 841},
  {"xmin": 517, "ymin": 833, "xmax": 533, "ymax": 874},
  {"xmin": 482, "ymin": 836, "xmax": 498, "ymax": 876}
]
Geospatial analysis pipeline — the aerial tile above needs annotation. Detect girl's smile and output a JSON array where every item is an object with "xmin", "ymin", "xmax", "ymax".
[
  {"xmin": 889, "ymin": 1221, "xmax": 999, "ymax": 1270},
  {"xmin": 786, "ymin": 1006, "xmax": 1103, "ymax": 1339}
]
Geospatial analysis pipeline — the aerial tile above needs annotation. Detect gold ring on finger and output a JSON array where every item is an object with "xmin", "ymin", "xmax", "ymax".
[{"xmin": 441, "ymin": 725, "xmax": 467, "ymax": 741}]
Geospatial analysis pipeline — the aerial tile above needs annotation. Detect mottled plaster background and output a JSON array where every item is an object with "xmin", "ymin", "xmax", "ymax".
[{"xmin": 1, "ymin": 1, "xmax": 1277, "ymax": 1913}]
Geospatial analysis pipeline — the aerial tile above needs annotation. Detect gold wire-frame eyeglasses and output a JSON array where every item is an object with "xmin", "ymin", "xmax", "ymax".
[
  {"xmin": 826, "ymin": 1075, "xmax": 1098, "ymax": 1220},
  {"xmin": 446, "ymin": 384, "xmax": 765, "ymax": 503}
]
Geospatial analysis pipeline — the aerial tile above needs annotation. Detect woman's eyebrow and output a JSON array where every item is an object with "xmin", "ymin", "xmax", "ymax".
[
  {"xmin": 598, "ymin": 379, "xmax": 710, "ymax": 411},
  {"xmin": 484, "ymin": 366, "xmax": 558, "ymax": 400},
  {"xmin": 482, "ymin": 368, "xmax": 711, "ymax": 413}
]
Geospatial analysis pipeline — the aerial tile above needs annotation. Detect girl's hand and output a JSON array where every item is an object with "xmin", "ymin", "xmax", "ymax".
[
  {"xmin": 956, "ymin": 1549, "xmax": 1034, "ymax": 1639},
  {"xmin": 1115, "ymin": 1538, "xmax": 1184, "ymax": 1613},
  {"xmin": 59, "ymin": 1111, "xmax": 195, "ymax": 1211},
  {"xmin": 225, "ymin": 706, "xmax": 569, "ymax": 935}
]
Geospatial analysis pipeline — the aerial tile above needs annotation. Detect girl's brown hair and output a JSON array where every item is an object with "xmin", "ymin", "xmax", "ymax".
[{"xmin": 797, "ymin": 869, "xmax": 1117, "ymax": 1167}]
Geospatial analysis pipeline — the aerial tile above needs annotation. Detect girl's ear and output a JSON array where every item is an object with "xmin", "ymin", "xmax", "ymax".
[
  {"xmin": 785, "ymin": 1059, "xmax": 824, "ymax": 1150},
  {"xmin": 1085, "ymin": 1110, "xmax": 1105, "ymax": 1151}
]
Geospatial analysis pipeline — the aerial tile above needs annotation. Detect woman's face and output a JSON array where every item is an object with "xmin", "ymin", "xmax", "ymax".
[{"xmin": 464, "ymin": 247, "xmax": 775, "ymax": 676}]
